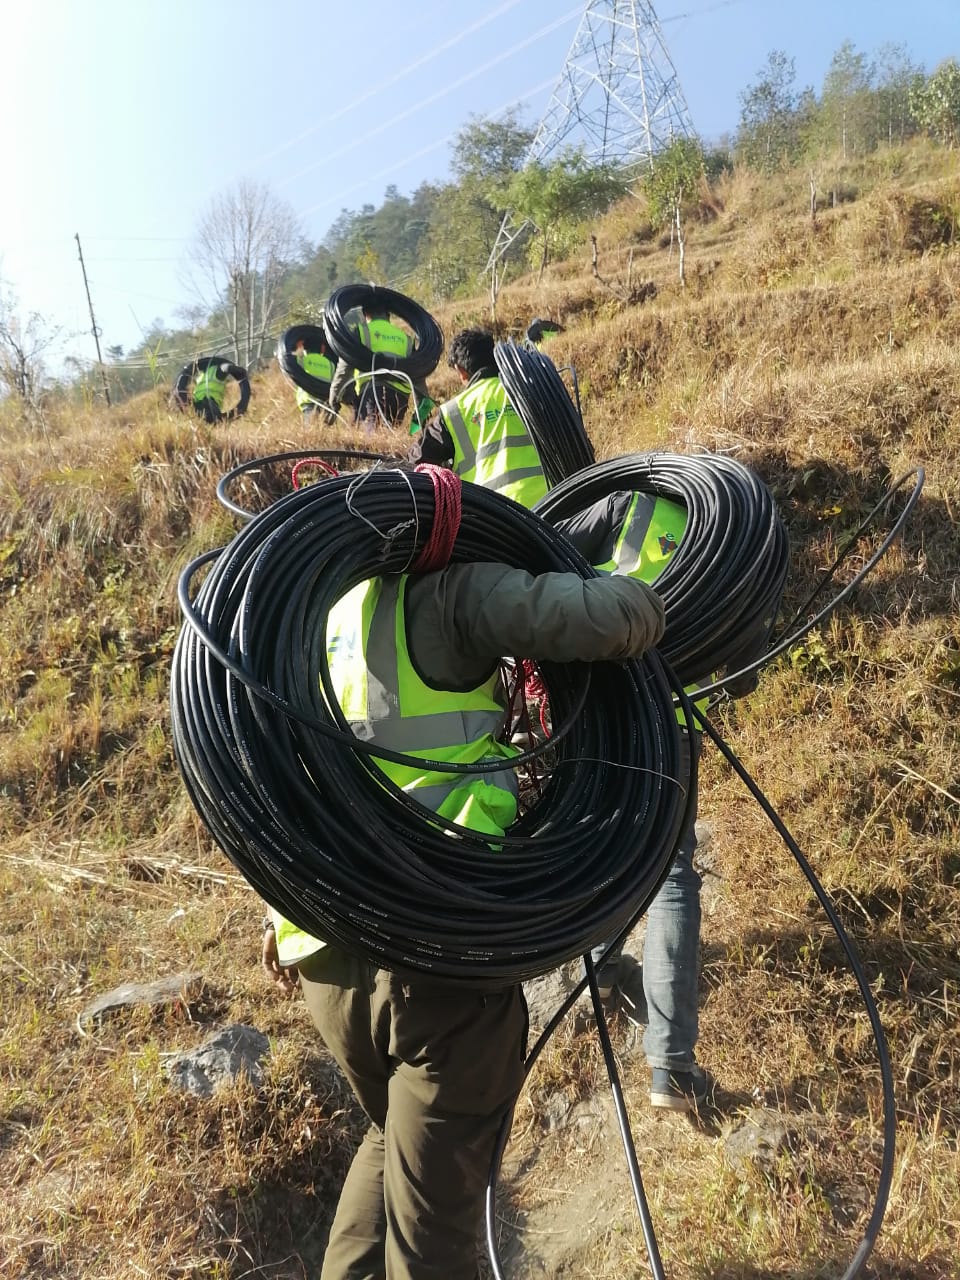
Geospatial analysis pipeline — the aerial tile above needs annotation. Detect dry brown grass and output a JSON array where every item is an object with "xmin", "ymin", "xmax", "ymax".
[{"xmin": 2, "ymin": 141, "xmax": 959, "ymax": 1278}]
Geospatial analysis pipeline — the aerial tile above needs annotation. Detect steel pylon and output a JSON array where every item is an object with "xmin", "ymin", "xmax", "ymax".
[{"xmin": 487, "ymin": 0, "xmax": 694, "ymax": 279}]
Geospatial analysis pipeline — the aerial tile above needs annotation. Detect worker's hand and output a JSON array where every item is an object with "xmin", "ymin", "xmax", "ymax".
[{"xmin": 261, "ymin": 926, "xmax": 299, "ymax": 996}]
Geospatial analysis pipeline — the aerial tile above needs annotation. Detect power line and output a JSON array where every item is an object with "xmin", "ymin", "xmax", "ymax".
[
  {"xmin": 250, "ymin": 0, "xmax": 527, "ymax": 168},
  {"xmin": 299, "ymin": 74, "xmax": 559, "ymax": 220},
  {"xmin": 279, "ymin": 8, "xmax": 582, "ymax": 188}
]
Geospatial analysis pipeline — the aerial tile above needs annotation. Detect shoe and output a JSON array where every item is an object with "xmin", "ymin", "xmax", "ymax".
[
  {"xmin": 649, "ymin": 1065, "xmax": 712, "ymax": 1113},
  {"xmin": 593, "ymin": 962, "xmax": 621, "ymax": 1004}
]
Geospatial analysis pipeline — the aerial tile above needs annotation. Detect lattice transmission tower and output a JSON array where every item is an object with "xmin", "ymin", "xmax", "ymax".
[{"xmin": 488, "ymin": 0, "xmax": 695, "ymax": 282}]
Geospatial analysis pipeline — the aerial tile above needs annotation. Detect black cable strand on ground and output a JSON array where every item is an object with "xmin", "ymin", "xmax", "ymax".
[
  {"xmin": 486, "ymin": 462, "xmax": 923, "ymax": 1275},
  {"xmin": 215, "ymin": 449, "xmax": 401, "ymax": 522},
  {"xmin": 486, "ymin": 705, "xmax": 895, "ymax": 1280},
  {"xmin": 276, "ymin": 323, "xmax": 334, "ymax": 401},
  {"xmin": 323, "ymin": 283, "xmax": 445, "ymax": 382},
  {"xmin": 494, "ymin": 340, "xmax": 596, "ymax": 487},
  {"xmin": 171, "ymin": 467, "xmax": 688, "ymax": 986},
  {"xmin": 534, "ymin": 451, "xmax": 790, "ymax": 688},
  {"xmin": 697, "ymin": 711, "xmax": 896, "ymax": 1280},
  {"xmin": 692, "ymin": 467, "xmax": 925, "ymax": 702}
]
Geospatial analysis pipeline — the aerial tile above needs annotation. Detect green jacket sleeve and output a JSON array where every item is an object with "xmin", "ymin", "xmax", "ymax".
[{"xmin": 406, "ymin": 562, "xmax": 665, "ymax": 690}]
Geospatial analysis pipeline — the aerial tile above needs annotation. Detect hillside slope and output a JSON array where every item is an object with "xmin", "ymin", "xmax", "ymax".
[{"xmin": 0, "ymin": 143, "xmax": 958, "ymax": 1279}]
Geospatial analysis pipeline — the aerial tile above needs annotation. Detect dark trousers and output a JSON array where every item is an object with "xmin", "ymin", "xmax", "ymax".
[
  {"xmin": 355, "ymin": 381, "xmax": 409, "ymax": 432},
  {"xmin": 192, "ymin": 397, "xmax": 222, "ymax": 423},
  {"xmin": 298, "ymin": 946, "xmax": 527, "ymax": 1280}
]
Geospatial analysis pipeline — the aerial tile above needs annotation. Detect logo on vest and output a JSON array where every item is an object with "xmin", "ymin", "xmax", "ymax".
[{"xmin": 658, "ymin": 533, "xmax": 678, "ymax": 555}]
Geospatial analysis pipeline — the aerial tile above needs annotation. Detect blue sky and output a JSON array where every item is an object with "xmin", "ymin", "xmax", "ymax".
[{"xmin": 0, "ymin": 0, "xmax": 955, "ymax": 368}]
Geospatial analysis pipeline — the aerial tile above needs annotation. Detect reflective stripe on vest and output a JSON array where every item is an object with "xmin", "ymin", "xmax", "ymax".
[
  {"xmin": 193, "ymin": 364, "xmax": 227, "ymax": 406},
  {"xmin": 440, "ymin": 378, "xmax": 548, "ymax": 509},
  {"xmin": 295, "ymin": 350, "xmax": 335, "ymax": 408},
  {"xmin": 597, "ymin": 492, "xmax": 709, "ymax": 728},
  {"xmin": 354, "ymin": 319, "xmax": 413, "ymax": 394},
  {"xmin": 272, "ymin": 575, "xmax": 519, "ymax": 965}
]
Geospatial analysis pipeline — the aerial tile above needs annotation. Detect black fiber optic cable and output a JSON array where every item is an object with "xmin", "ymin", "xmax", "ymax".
[
  {"xmin": 215, "ymin": 448, "xmax": 401, "ymax": 522},
  {"xmin": 534, "ymin": 451, "xmax": 790, "ymax": 687},
  {"xmin": 494, "ymin": 339, "xmax": 596, "ymax": 487},
  {"xmin": 323, "ymin": 283, "xmax": 444, "ymax": 383},
  {"xmin": 276, "ymin": 323, "xmax": 334, "ymax": 401},
  {"xmin": 485, "ymin": 703, "xmax": 896, "ymax": 1280},
  {"xmin": 170, "ymin": 466, "xmax": 689, "ymax": 987}
]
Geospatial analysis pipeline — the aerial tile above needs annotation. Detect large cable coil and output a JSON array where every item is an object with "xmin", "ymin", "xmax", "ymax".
[
  {"xmin": 275, "ymin": 323, "xmax": 334, "ymax": 402},
  {"xmin": 494, "ymin": 339, "xmax": 595, "ymax": 487},
  {"xmin": 172, "ymin": 355, "xmax": 250, "ymax": 420},
  {"xmin": 534, "ymin": 451, "xmax": 790, "ymax": 688},
  {"xmin": 323, "ymin": 284, "xmax": 444, "ymax": 383},
  {"xmin": 170, "ymin": 466, "xmax": 691, "ymax": 987}
]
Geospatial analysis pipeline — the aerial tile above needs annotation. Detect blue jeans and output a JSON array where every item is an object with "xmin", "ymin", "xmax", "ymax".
[{"xmin": 591, "ymin": 731, "xmax": 702, "ymax": 1073}]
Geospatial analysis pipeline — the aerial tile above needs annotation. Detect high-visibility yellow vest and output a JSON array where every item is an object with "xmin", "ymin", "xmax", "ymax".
[
  {"xmin": 597, "ymin": 491, "xmax": 708, "ymax": 729},
  {"xmin": 353, "ymin": 318, "xmax": 413, "ymax": 395},
  {"xmin": 295, "ymin": 350, "xmax": 335, "ymax": 410},
  {"xmin": 272, "ymin": 576, "xmax": 520, "ymax": 966},
  {"xmin": 439, "ymin": 377, "xmax": 548, "ymax": 509},
  {"xmin": 193, "ymin": 363, "xmax": 227, "ymax": 406}
]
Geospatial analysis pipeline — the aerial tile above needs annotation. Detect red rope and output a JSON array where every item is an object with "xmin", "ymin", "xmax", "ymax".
[
  {"xmin": 291, "ymin": 457, "xmax": 339, "ymax": 489},
  {"xmin": 412, "ymin": 464, "xmax": 462, "ymax": 571}
]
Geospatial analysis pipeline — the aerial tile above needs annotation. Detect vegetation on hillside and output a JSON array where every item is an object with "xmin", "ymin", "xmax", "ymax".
[
  {"xmin": 1, "ymin": 127, "xmax": 959, "ymax": 1279},
  {"xmin": 3, "ymin": 38, "xmax": 957, "ymax": 412}
]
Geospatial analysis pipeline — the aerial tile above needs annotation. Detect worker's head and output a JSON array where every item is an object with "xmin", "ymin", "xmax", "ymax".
[
  {"xmin": 526, "ymin": 316, "xmax": 563, "ymax": 344},
  {"xmin": 362, "ymin": 295, "xmax": 390, "ymax": 322},
  {"xmin": 448, "ymin": 328, "xmax": 495, "ymax": 382}
]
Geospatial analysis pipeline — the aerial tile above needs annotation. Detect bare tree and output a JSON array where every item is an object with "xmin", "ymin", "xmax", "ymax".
[
  {"xmin": 186, "ymin": 179, "xmax": 303, "ymax": 367},
  {"xmin": 0, "ymin": 279, "xmax": 63, "ymax": 409}
]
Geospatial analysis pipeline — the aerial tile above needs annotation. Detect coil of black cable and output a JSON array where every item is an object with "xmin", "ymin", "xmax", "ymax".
[
  {"xmin": 170, "ymin": 466, "xmax": 691, "ymax": 987},
  {"xmin": 172, "ymin": 355, "xmax": 251, "ymax": 419},
  {"xmin": 215, "ymin": 448, "xmax": 403, "ymax": 522},
  {"xmin": 494, "ymin": 339, "xmax": 595, "ymax": 487},
  {"xmin": 276, "ymin": 324, "xmax": 334, "ymax": 401},
  {"xmin": 534, "ymin": 452, "xmax": 790, "ymax": 688},
  {"xmin": 323, "ymin": 284, "xmax": 444, "ymax": 383}
]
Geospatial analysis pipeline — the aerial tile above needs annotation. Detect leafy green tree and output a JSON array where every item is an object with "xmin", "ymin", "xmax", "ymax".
[
  {"xmin": 874, "ymin": 43, "xmax": 923, "ymax": 146},
  {"xmin": 818, "ymin": 41, "xmax": 875, "ymax": 159},
  {"xmin": 420, "ymin": 109, "xmax": 535, "ymax": 301},
  {"xmin": 451, "ymin": 108, "xmax": 533, "ymax": 188},
  {"xmin": 911, "ymin": 58, "xmax": 960, "ymax": 148},
  {"xmin": 507, "ymin": 152, "xmax": 628, "ymax": 281},
  {"xmin": 737, "ymin": 50, "xmax": 803, "ymax": 170},
  {"xmin": 643, "ymin": 138, "xmax": 705, "ymax": 287}
]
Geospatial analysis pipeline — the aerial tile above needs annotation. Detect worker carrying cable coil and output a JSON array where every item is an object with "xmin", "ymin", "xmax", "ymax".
[
  {"xmin": 171, "ymin": 462, "xmax": 689, "ymax": 1280},
  {"xmin": 276, "ymin": 323, "xmax": 338, "ymax": 422},
  {"xmin": 325, "ymin": 283, "xmax": 442, "ymax": 433},
  {"xmin": 410, "ymin": 327, "xmax": 551, "ymax": 507},
  {"xmin": 542, "ymin": 459, "xmax": 787, "ymax": 1114},
  {"xmin": 171, "ymin": 355, "xmax": 250, "ymax": 424}
]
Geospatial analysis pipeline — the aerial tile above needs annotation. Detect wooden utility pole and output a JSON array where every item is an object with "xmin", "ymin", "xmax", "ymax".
[{"xmin": 74, "ymin": 233, "xmax": 111, "ymax": 406}]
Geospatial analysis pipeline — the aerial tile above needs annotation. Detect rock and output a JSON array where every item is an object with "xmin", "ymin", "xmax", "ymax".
[
  {"xmin": 78, "ymin": 972, "xmax": 204, "ymax": 1028},
  {"xmin": 723, "ymin": 1107, "xmax": 790, "ymax": 1176},
  {"xmin": 167, "ymin": 1023, "xmax": 270, "ymax": 1098}
]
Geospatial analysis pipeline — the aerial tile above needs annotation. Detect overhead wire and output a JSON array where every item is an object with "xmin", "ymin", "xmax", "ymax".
[
  {"xmin": 251, "ymin": 0, "xmax": 528, "ymax": 167},
  {"xmin": 280, "ymin": 9, "xmax": 582, "ymax": 188}
]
